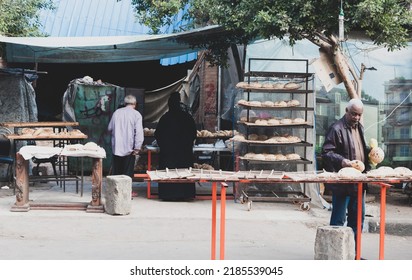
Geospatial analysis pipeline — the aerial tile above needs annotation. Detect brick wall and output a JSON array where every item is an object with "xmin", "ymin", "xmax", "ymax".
[{"xmin": 200, "ymin": 61, "xmax": 218, "ymax": 131}]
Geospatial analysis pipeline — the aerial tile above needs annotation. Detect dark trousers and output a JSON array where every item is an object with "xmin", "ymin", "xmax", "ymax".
[
  {"xmin": 158, "ymin": 182, "xmax": 195, "ymax": 201},
  {"xmin": 112, "ymin": 154, "xmax": 135, "ymax": 178}
]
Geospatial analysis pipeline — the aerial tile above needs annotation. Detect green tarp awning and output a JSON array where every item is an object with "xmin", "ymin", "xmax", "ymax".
[{"xmin": 0, "ymin": 25, "xmax": 223, "ymax": 63}]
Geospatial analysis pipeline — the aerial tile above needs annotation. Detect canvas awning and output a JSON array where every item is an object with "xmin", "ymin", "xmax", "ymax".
[{"xmin": 0, "ymin": 25, "xmax": 223, "ymax": 63}]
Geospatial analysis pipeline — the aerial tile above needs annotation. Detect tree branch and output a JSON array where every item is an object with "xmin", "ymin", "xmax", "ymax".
[{"xmin": 303, "ymin": 31, "xmax": 332, "ymax": 49}]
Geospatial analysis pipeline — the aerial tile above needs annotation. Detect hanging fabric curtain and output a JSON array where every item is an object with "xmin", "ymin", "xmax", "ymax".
[{"xmin": 144, "ymin": 77, "xmax": 186, "ymax": 123}]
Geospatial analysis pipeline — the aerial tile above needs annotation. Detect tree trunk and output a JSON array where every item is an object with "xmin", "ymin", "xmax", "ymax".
[
  {"xmin": 331, "ymin": 45, "xmax": 359, "ymax": 99},
  {"xmin": 308, "ymin": 34, "xmax": 361, "ymax": 100}
]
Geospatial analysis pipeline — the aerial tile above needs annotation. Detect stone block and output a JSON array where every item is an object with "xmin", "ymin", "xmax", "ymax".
[
  {"xmin": 314, "ymin": 226, "xmax": 355, "ymax": 260},
  {"xmin": 104, "ymin": 175, "xmax": 132, "ymax": 215}
]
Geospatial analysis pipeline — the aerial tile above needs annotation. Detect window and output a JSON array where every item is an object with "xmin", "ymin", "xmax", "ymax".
[
  {"xmin": 399, "ymin": 145, "xmax": 410, "ymax": 157},
  {"xmin": 399, "ymin": 91, "xmax": 409, "ymax": 103},
  {"xmin": 400, "ymin": 127, "xmax": 410, "ymax": 139}
]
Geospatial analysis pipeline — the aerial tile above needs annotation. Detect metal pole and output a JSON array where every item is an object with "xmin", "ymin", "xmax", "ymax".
[{"xmin": 217, "ymin": 66, "xmax": 222, "ymax": 130}]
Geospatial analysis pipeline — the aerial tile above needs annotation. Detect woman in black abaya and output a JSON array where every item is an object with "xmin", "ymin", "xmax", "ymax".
[{"xmin": 154, "ymin": 92, "xmax": 197, "ymax": 201}]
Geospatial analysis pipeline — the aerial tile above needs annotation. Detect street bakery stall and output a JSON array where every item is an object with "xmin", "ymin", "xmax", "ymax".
[{"xmin": 146, "ymin": 166, "xmax": 412, "ymax": 260}]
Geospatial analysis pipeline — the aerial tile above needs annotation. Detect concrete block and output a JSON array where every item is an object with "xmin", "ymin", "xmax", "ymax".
[
  {"xmin": 104, "ymin": 175, "xmax": 132, "ymax": 215},
  {"xmin": 314, "ymin": 226, "xmax": 355, "ymax": 260}
]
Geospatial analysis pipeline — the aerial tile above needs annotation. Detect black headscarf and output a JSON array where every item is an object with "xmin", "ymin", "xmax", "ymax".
[{"xmin": 168, "ymin": 92, "xmax": 181, "ymax": 112}]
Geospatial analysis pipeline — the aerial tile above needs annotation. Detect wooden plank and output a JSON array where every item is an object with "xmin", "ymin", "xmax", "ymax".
[
  {"xmin": 0, "ymin": 121, "xmax": 79, "ymax": 127},
  {"xmin": 6, "ymin": 134, "xmax": 88, "ymax": 140},
  {"xmin": 29, "ymin": 202, "xmax": 88, "ymax": 210}
]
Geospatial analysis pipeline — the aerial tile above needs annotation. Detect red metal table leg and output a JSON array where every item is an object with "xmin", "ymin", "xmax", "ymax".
[
  {"xmin": 233, "ymin": 154, "xmax": 239, "ymax": 199},
  {"xmin": 211, "ymin": 181, "xmax": 217, "ymax": 260},
  {"xmin": 147, "ymin": 150, "xmax": 151, "ymax": 199},
  {"xmin": 379, "ymin": 183, "xmax": 390, "ymax": 260},
  {"xmin": 220, "ymin": 182, "xmax": 228, "ymax": 260}
]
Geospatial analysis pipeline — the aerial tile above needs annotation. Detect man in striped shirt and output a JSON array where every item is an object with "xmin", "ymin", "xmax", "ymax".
[{"xmin": 108, "ymin": 94, "xmax": 144, "ymax": 178}]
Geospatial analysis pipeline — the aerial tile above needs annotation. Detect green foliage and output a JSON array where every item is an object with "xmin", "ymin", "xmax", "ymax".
[
  {"xmin": 354, "ymin": 0, "xmax": 412, "ymax": 51},
  {"xmin": 130, "ymin": 0, "xmax": 412, "ymax": 66},
  {"xmin": 131, "ymin": 0, "xmax": 189, "ymax": 34},
  {"xmin": 0, "ymin": 0, "xmax": 54, "ymax": 57},
  {"xmin": 0, "ymin": 0, "xmax": 54, "ymax": 36},
  {"xmin": 362, "ymin": 92, "xmax": 379, "ymax": 104}
]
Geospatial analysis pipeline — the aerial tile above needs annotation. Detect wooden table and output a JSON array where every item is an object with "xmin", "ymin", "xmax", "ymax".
[
  {"xmin": 11, "ymin": 151, "xmax": 104, "ymax": 213},
  {"xmin": 4, "ymin": 122, "xmax": 88, "ymax": 190}
]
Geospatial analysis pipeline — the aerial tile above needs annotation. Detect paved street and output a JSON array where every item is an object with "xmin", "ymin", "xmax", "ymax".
[{"xmin": 0, "ymin": 178, "xmax": 411, "ymax": 260}]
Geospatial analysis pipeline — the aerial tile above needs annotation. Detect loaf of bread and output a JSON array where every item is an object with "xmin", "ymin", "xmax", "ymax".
[
  {"xmin": 255, "ymin": 119, "xmax": 268, "ymax": 125},
  {"xmin": 274, "ymin": 101, "xmax": 287, "ymax": 107},
  {"xmin": 293, "ymin": 118, "xmax": 305, "ymax": 124},
  {"xmin": 284, "ymin": 82, "xmax": 300, "ymax": 89},
  {"xmin": 248, "ymin": 134, "xmax": 259, "ymax": 141},
  {"xmin": 249, "ymin": 101, "xmax": 262, "ymax": 107},
  {"xmin": 267, "ymin": 118, "xmax": 280, "ymax": 125},
  {"xmin": 84, "ymin": 142, "xmax": 99, "ymax": 151},
  {"xmin": 280, "ymin": 118, "xmax": 292, "ymax": 124},
  {"xmin": 286, "ymin": 153, "xmax": 301, "ymax": 160},
  {"xmin": 287, "ymin": 99, "xmax": 300, "ymax": 106},
  {"xmin": 262, "ymin": 101, "xmax": 275, "ymax": 107},
  {"xmin": 272, "ymin": 83, "xmax": 284, "ymax": 89}
]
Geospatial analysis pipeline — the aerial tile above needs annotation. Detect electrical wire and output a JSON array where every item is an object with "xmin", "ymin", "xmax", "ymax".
[{"xmin": 364, "ymin": 90, "xmax": 412, "ymax": 132}]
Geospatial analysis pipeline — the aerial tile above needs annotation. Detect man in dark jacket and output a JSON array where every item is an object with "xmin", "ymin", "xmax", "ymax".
[
  {"xmin": 321, "ymin": 98, "xmax": 371, "ymax": 254},
  {"xmin": 154, "ymin": 92, "xmax": 197, "ymax": 201}
]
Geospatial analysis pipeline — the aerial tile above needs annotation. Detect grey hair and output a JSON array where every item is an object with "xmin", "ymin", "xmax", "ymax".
[
  {"xmin": 124, "ymin": 95, "xmax": 136, "ymax": 105},
  {"xmin": 346, "ymin": 98, "xmax": 363, "ymax": 109}
]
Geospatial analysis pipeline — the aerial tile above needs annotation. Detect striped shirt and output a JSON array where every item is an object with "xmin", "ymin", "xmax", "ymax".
[{"xmin": 107, "ymin": 106, "xmax": 144, "ymax": 157}]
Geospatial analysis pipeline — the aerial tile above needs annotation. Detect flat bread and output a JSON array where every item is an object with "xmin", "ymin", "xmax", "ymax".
[
  {"xmin": 284, "ymin": 82, "xmax": 301, "ymax": 90},
  {"xmin": 84, "ymin": 142, "xmax": 99, "ymax": 151},
  {"xmin": 286, "ymin": 153, "xmax": 300, "ymax": 160},
  {"xmin": 255, "ymin": 119, "xmax": 268, "ymax": 125},
  {"xmin": 265, "ymin": 154, "xmax": 277, "ymax": 161},
  {"xmin": 287, "ymin": 99, "xmax": 300, "ymax": 106},
  {"xmin": 249, "ymin": 101, "xmax": 262, "ymax": 107},
  {"xmin": 293, "ymin": 118, "xmax": 305, "ymax": 124},
  {"xmin": 272, "ymin": 83, "xmax": 284, "ymax": 89},
  {"xmin": 248, "ymin": 134, "xmax": 259, "ymax": 141},
  {"xmin": 262, "ymin": 101, "xmax": 275, "ymax": 107},
  {"xmin": 394, "ymin": 167, "xmax": 412, "ymax": 177},
  {"xmin": 267, "ymin": 118, "xmax": 280, "ymax": 125},
  {"xmin": 338, "ymin": 167, "xmax": 364, "ymax": 178},
  {"xmin": 274, "ymin": 101, "xmax": 287, "ymax": 107},
  {"xmin": 350, "ymin": 160, "xmax": 365, "ymax": 172},
  {"xmin": 280, "ymin": 118, "xmax": 292, "ymax": 124},
  {"xmin": 253, "ymin": 154, "xmax": 266, "ymax": 160}
]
